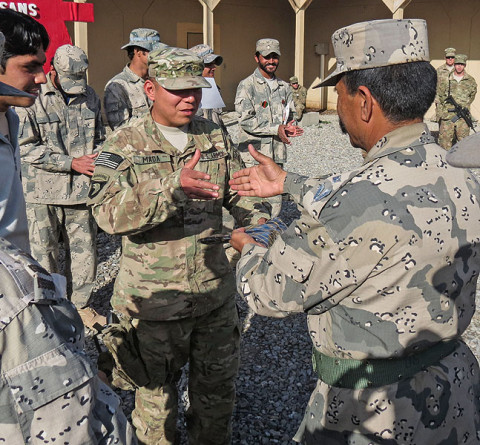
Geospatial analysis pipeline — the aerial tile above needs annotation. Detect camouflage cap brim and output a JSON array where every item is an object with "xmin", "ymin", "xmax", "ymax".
[
  {"xmin": 204, "ymin": 54, "xmax": 223, "ymax": 65},
  {"xmin": 156, "ymin": 75, "xmax": 212, "ymax": 90},
  {"xmin": 314, "ymin": 19, "xmax": 430, "ymax": 88},
  {"xmin": 121, "ymin": 41, "xmax": 157, "ymax": 52},
  {"xmin": 446, "ymin": 133, "xmax": 480, "ymax": 168},
  {"xmin": 0, "ymin": 81, "xmax": 36, "ymax": 98},
  {"xmin": 57, "ymin": 72, "xmax": 87, "ymax": 95}
]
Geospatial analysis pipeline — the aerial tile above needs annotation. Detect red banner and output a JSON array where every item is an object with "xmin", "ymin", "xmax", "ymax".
[{"xmin": 0, "ymin": 1, "xmax": 94, "ymax": 70}]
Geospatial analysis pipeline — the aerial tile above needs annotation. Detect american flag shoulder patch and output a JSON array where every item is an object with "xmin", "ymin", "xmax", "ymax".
[{"xmin": 95, "ymin": 152, "xmax": 124, "ymax": 170}]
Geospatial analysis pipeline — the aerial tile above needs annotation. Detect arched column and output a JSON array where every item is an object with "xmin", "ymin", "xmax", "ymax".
[
  {"xmin": 198, "ymin": 0, "xmax": 222, "ymax": 47},
  {"xmin": 381, "ymin": 0, "xmax": 413, "ymax": 19}
]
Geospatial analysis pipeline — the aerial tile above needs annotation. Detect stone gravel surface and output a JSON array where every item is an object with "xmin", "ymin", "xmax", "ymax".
[{"xmin": 86, "ymin": 114, "xmax": 480, "ymax": 444}]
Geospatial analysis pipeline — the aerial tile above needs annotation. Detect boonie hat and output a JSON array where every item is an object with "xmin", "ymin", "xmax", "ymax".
[
  {"xmin": 148, "ymin": 47, "xmax": 211, "ymax": 90},
  {"xmin": 289, "ymin": 76, "xmax": 299, "ymax": 84},
  {"xmin": 446, "ymin": 133, "xmax": 480, "ymax": 168},
  {"xmin": 0, "ymin": 32, "xmax": 35, "ymax": 98},
  {"xmin": 454, "ymin": 54, "xmax": 467, "ymax": 65},
  {"xmin": 121, "ymin": 28, "xmax": 162, "ymax": 52},
  {"xmin": 53, "ymin": 45, "xmax": 88, "ymax": 95},
  {"xmin": 315, "ymin": 19, "xmax": 430, "ymax": 88},
  {"xmin": 445, "ymin": 47, "xmax": 456, "ymax": 57},
  {"xmin": 189, "ymin": 44, "xmax": 223, "ymax": 66},
  {"xmin": 256, "ymin": 38, "xmax": 281, "ymax": 57}
]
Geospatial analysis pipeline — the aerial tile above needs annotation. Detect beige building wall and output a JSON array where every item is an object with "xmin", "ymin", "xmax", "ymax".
[{"xmin": 83, "ymin": 0, "xmax": 480, "ymax": 117}]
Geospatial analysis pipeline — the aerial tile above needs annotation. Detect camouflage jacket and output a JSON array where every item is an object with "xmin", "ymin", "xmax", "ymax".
[
  {"xmin": 291, "ymin": 84, "xmax": 307, "ymax": 110},
  {"xmin": 104, "ymin": 65, "xmax": 151, "ymax": 130},
  {"xmin": 437, "ymin": 70, "xmax": 477, "ymax": 120},
  {"xmin": 16, "ymin": 77, "xmax": 105, "ymax": 205},
  {"xmin": 235, "ymin": 68, "xmax": 294, "ymax": 164},
  {"xmin": 0, "ymin": 109, "xmax": 30, "ymax": 252},
  {"xmin": 237, "ymin": 123, "xmax": 480, "ymax": 441},
  {"xmin": 88, "ymin": 113, "xmax": 268, "ymax": 321},
  {"xmin": 0, "ymin": 237, "xmax": 136, "ymax": 444}
]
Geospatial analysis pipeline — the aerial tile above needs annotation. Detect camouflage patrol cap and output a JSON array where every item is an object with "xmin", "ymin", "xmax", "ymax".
[
  {"xmin": 315, "ymin": 19, "xmax": 430, "ymax": 88},
  {"xmin": 455, "ymin": 54, "xmax": 467, "ymax": 65},
  {"xmin": 256, "ymin": 38, "xmax": 281, "ymax": 57},
  {"xmin": 0, "ymin": 31, "xmax": 35, "ymax": 98},
  {"xmin": 445, "ymin": 47, "xmax": 456, "ymax": 57},
  {"xmin": 148, "ymin": 47, "xmax": 211, "ymax": 90},
  {"xmin": 53, "ymin": 45, "xmax": 88, "ymax": 95},
  {"xmin": 189, "ymin": 44, "xmax": 223, "ymax": 65},
  {"xmin": 446, "ymin": 133, "xmax": 480, "ymax": 168},
  {"xmin": 121, "ymin": 28, "xmax": 162, "ymax": 52},
  {"xmin": 289, "ymin": 76, "xmax": 299, "ymax": 84}
]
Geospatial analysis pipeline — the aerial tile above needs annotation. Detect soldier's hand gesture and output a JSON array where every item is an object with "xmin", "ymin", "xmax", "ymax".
[
  {"xmin": 72, "ymin": 153, "xmax": 98, "ymax": 176},
  {"xmin": 180, "ymin": 149, "xmax": 220, "ymax": 199}
]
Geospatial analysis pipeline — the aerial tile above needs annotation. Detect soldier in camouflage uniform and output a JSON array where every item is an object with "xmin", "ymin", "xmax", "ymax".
[
  {"xmin": 87, "ymin": 47, "xmax": 269, "ymax": 444},
  {"xmin": 437, "ymin": 53, "xmax": 477, "ymax": 150},
  {"xmin": 0, "ymin": 237, "xmax": 137, "ymax": 444},
  {"xmin": 235, "ymin": 38, "xmax": 303, "ymax": 217},
  {"xmin": 434, "ymin": 47, "xmax": 456, "ymax": 121},
  {"xmin": 104, "ymin": 28, "xmax": 164, "ymax": 130},
  {"xmin": 289, "ymin": 76, "xmax": 307, "ymax": 120},
  {"xmin": 229, "ymin": 19, "xmax": 480, "ymax": 444},
  {"xmin": 17, "ymin": 45, "xmax": 105, "ymax": 316}
]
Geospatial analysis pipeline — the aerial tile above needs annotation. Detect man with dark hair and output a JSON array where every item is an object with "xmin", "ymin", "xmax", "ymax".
[
  {"xmin": 229, "ymin": 19, "xmax": 480, "ymax": 444},
  {"xmin": 104, "ymin": 28, "xmax": 164, "ymax": 130},
  {"xmin": 0, "ymin": 8, "xmax": 48, "ymax": 251}
]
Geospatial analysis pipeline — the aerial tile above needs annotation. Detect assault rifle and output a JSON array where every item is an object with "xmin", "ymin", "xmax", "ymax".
[{"xmin": 446, "ymin": 95, "xmax": 477, "ymax": 133}]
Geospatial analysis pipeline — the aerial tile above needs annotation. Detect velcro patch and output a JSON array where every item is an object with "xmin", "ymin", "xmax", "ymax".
[
  {"xmin": 200, "ymin": 151, "xmax": 228, "ymax": 162},
  {"xmin": 95, "ymin": 152, "xmax": 124, "ymax": 170},
  {"xmin": 133, "ymin": 154, "xmax": 171, "ymax": 164}
]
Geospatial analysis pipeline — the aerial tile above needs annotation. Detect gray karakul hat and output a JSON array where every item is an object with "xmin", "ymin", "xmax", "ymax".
[
  {"xmin": 0, "ymin": 32, "xmax": 35, "ymax": 98},
  {"xmin": 121, "ymin": 28, "xmax": 161, "ymax": 52},
  {"xmin": 148, "ymin": 47, "xmax": 211, "ymax": 90},
  {"xmin": 256, "ymin": 38, "xmax": 281, "ymax": 57},
  {"xmin": 189, "ymin": 44, "xmax": 223, "ymax": 65},
  {"xmin": 315, "ymin": 19, "xmax": 430, "ymax": 88},
  {"xmin": 446, "ymin": 133, "xmax": 480, "ymax": 168},
  {"xmin": 53, "ymin": 44, "xmax": 88, "ymax": 95}
]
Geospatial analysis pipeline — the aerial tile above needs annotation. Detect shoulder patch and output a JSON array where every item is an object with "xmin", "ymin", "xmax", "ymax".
[{"xmin": 95, "ymin": 151, "xmax": 124, "ymax": 170}]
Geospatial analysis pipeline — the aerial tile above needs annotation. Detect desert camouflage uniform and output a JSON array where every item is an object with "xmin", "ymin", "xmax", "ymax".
[
  {"xmin": 291, "ymin": 84, "xmax": 307, "ymax": 120},
  {"xmin": 0, "ymin": 237, "xmax": 136, "ymax": 444},
  {"xmin": 237, "ymin": 123, "xmax": 480, "ymax": 444},
  {"xmin": 437, "ymin": 71, "xmax": 477, "ymax": 149},
  {"xmin": 104, "ymin": 65, "xmax": 151, "ymax": 130},
  {"xmin": 16, "ymin": 75, "xmax": 105, "ymax": 308},
  {"xmin": 235, "ymin": 68, "xmax": 294, "ymax": 216},
  {"xmin": 88, "ymin": 112, "xmax": 268, "ymax": 444}
]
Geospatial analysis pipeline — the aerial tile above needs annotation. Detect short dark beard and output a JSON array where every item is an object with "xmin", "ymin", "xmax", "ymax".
[{"xmin": 339, "ymin": 117, "xmax": 348, "ymax": 135}]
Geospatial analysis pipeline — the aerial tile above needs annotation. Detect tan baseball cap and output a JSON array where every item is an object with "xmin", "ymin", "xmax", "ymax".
[
  {"xmin": 445, "ymin": 47, "xmax": 456, "ymax": 57},
  {"xmin": 53, "ymin": 45, "xmax": 88, "ymax": 95},
  {"xmin": 315, "ymin": 19, "xmax": 430, "ymax": 88},
  {"xmin": 256, "ymin": 38, "xmax": 281, "ymax": 57},
  {"xmin": 148, "ymin": 47, "xmax": 211, "ymax": 90}
]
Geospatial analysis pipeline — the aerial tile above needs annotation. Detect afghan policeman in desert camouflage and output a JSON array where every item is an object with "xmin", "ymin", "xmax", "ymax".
[
  {"xmin": 229, "ymin": 19, "xmax": 480, "ymax": 444},
  {"xmin": 289, "ymin": 76, "xmax": 307, "ymax": 120},
  {"xmin": 0, "ymin": 237, "xmax": 137, "ymax": 445},
  {"xmin": 235, "ymin": 38, "xmax": 303, "ymax": 217},
  {"xmin": 104, "ymin": 28, "xmax": 164, "ymax": 130},
  {"xmin": 88, "ymin": 46, "xmax": 269, "ymax": 445},
  {"xmin": 16, "ymin": 44, "xmax": 105, "ymax": 325},
  {"xmin": 437, "ymin": 53, "xmax": 477, "ymax": 150}
]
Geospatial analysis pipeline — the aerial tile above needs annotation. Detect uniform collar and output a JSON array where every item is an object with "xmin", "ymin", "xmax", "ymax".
[
  {"xmin": 254, "ymin": 67, "xmax": 278, "ymax": 85},
  {"xmin": 124, "ymin": 64, "xmax": 144, "ymax": 83}
]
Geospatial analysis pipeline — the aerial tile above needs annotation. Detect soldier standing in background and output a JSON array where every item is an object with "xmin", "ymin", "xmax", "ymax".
[
  {"xmin": 0, "ymin": 8, "xmax": 48, "ymax": 252},
  {"xmin": 104, "ymin": 28, "xmax": 163, "ymax": 130},
  {"xmin": 434, "ymin": 47, "xmax": 455, "ymax": 121},
  {"xmin": 17, "ymin": 44, "xmax": 105, "ymax": 326},
  {"xmin": 437, "ymin": 53, "xmax": 477, "ymax": 149},
  {"xmin": 88, "ymin": 47, "xmax": 269, "ymax": 444},
  {"xmin": 229, "ymin": 19, "xmax": 480, "ymax": 444},
  {"xmin": 235, "ymin": 38, "xmax": 303, "ymax": 217},
  {"xmin": 289, "ymin": 76, "xmax": 307, "ymax": 120}
]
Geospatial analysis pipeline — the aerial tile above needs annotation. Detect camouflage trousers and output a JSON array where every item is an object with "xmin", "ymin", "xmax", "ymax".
[
  {"xmin": 295, "ymin": 104, "xmax": 305, "ymax": 120},
  {"xmin": 131, "ymin": 297, "xmax": 240, "ymax": 445},
  {"xmin": 26, "ymin": 202, "xmax": 97, "ymax": 308},
  {"xmin": 294, "ymin": 341, "xmax": 480, "ymax": 444},
  {"xmin": 438, "ymin": 118, "xmax": 471, "ymax": 150}
]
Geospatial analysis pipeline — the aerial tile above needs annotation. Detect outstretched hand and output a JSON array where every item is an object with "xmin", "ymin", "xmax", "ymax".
[
  {"xmin": 180, "ymin": 149, "xmax": 219, "ymax": 199},
  {"xmin": 229, "ymin": 145, "xmax": 287, "ymax": 197}
]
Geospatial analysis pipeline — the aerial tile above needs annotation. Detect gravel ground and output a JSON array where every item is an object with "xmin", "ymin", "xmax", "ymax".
[{"xmin": 86, "ymin": 114, "xmax": 480, "ymax": 444}]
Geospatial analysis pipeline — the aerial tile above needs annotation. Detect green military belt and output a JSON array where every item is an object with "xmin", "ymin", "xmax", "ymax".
[{"xmin": 312, "ymin": 340, "xmax": 458, "ymax": 389}]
